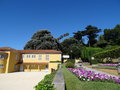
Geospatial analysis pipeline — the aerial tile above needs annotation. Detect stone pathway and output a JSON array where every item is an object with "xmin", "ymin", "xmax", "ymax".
[{"xmin": 0, "ymin": 71, "xmax": 50, "ymax": 90}]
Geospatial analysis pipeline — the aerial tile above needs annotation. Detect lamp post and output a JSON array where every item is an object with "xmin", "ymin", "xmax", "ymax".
[
  {"xmin": 90, "ymin": 57, "xmax": 94, "ymax": 65},
  {"xmin": 70, "ymin": 50, "xmax": 73, "ymax": 59}
]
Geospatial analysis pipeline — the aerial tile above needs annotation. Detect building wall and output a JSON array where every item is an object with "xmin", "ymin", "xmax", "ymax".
[
  {"xmin": 22, "ymin": 54, "xmax": 61, "ymax": 62},
  {"xmin": 23, "ymin": 64, "xmax": 48, "ymax": 72},
  {"xmin": 22, "ymin": 54, "xmax": 61, "ymax": 72},
  {"xmin": 49, "ymin": 63, "xmax": 61, "ymax": 72},
  {"xmin": 0, "ymin": 52, "xmax": 62, "ymax": 73},
  {"xmin": 5, "ymin": 51, "xmax": 20, "ymax": 73},
  {"xmin": 0, "ymin": 59, "xmax": 7, "ymax": 73}
]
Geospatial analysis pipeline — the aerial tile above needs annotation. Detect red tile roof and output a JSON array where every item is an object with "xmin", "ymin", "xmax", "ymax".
[
  {"xmin": 0, "ymin": 47, "xmax": 62, "ymax": 54},
  {"xmin": 18, "ymin": 50, "xmax": 62, "ymax": 54},
  {"xmin": 0, "ymin": 47, "xmax": 16, "ymax": 51},
  {"xmin": 0, "ymin": 51, "xmax": 8, "ymax": 54}
]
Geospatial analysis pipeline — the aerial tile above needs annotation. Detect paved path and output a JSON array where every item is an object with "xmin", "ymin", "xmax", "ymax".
[
  {"xmin": 0, "ymin": 71, "xmax": 50, "ymax": 90},
  {"xmin": 75, "ymin": 63, "xmax": 119, "ymax": 77}
]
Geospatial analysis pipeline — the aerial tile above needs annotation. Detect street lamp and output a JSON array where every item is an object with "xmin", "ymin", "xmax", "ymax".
[
  {"xmin": 70, "ymin": 50, "xmax": 73, "ymax": 59},
  {"xmin": 90, "ymin": 57, "xmax": 94, "ymax": 65},
  {"xmin": 91, "ymin": 57, "xmax": 95, "ymax": 60}
]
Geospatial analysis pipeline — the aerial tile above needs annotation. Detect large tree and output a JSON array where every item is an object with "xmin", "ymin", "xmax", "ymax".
[
  {"xmin": 85, "ymin": 25, "xmax": 101, "ymax": 47},
  {"xmin": 24, "ymin": 30, "xmax": 61, "ymax": 50},
  {"xmin": 61, "ymin": 37, "xmax": 82, "ymax": 59},
  {"xmin": 73, "ymin": 25, "xmax": 101, "ymax": 47},
  {"xmin": 73, "ymin": 31, "xmax": 86, "ymax": 45},
  {"xmin": 104, "ymin": 24, "xmax": 120, "ymax": 45},
  {"xmin": 94, "ymin": 35, "xmax": 108, "ymax": 48}
]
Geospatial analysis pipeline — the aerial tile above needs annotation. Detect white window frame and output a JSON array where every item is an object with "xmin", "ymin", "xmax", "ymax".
[
  {"xmin": 45, "ymin": 54, "xmax": 49, "ymax": 61},
  {"xmin": 33, "ymin": 55, "xmax": 36, "ymax": 58},
  {"xmin": 27, "ymin": 55, "xmax": 30, "ymax": 58},
  {"xmin": 26, "ymin": 55, "xmax": 29, "ymax": 58},
  {"xmin": 31, "ymin": 55, "xmax": 34, "ymax": 58},
  {"xmin": 38, "ymin": 54, "xmax": 42, "ymax": 60}
]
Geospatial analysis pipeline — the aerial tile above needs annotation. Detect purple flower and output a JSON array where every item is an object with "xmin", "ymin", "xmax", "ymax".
[{"xmin": 68, "ymin": 68, "xmax": 120, "ymax": 84}]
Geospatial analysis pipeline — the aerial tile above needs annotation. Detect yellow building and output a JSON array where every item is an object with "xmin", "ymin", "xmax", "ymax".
[{"xmin": 0, "ymin": 47, "xmax": 62, "ymax": 73}]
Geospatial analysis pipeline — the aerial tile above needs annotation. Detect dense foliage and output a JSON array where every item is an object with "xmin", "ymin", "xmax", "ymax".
[
  {"xmin": 94, "ymin": 24, "xmax": 120, "ymax": 48},
  {"xmin": 35, "ymin": 72, "xmax": 56, "ymax": 90},
  {"xmin": 61, "ymin": 37, "xmax": 82, "ymax": 59},
  {"xmin": 104, "ymin": 25, "xmax": 120, "ymax": 45},
  {"xmin": 65, "ymin": 62, "xmax": 74, "ymax": 68},
  {"xmin": 73, "ymin": 25, "xmax": 101, "ymax": 47},
  {"xmin": 24, "ymin": 30, "xmax": 61, "ymax": 50},
  {"xmin": 81, "ymin": 47, "xmax": 103, "ymax": 63},
  {"xmin": 94, "ymin": 46, "xmax": 120, "ymax": 59},
  {"xmin": 57, "ymin": 33, "xmax": 69, "ymax": 40}
]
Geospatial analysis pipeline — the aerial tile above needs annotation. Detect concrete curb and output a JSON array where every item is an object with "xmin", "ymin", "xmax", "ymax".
[{"xmin": 52, "ymin": 69, "xmax": 65, "ymax": 90}]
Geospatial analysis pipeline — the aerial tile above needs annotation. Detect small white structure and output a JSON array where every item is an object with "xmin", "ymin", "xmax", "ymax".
[
  {"xmin": 63, "ymin": 55, "xmax": 70, "ymax": 59},
  {"xmin": 63, "ymin": 55, "xmax": 69, "ymax": 63}
]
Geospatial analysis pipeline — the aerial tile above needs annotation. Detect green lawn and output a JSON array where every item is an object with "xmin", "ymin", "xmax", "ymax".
[
  {"xmin": 62, "ymin": 65, "xmax": 120, "ymax": 90},
  {"xmin": 97, "ymin": 65, "xmax": 117, "ymax": 68}
]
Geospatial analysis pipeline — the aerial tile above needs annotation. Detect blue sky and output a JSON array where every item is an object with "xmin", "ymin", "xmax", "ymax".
[{"xmin": 0, "ymin": 0, "xmax": 120, "ymax": 49}]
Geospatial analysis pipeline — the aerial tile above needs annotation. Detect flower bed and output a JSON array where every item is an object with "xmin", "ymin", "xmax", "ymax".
[
  {"xmin": 68, "ymin": 68, "xmax": 120, "ymax": 84},
  {"xmin": 99, "ymin": 64, "xmax": 118, "ymax": 66}
]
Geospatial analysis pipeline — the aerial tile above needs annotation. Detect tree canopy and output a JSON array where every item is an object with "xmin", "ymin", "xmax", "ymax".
[
  {"xmin": 61, "ymin": 37, "xmax": 82, "ymax": 59},
  {"xmin": 73, "ymin": 25, "xmax": 101, "ymax": 47},
  {"xmin": 104, "ymin": 24, "xmax": 120, "ymax": 45},
  {"xmin": 24, "ymin": 30, "xmax": 61, "ymax": 50}
]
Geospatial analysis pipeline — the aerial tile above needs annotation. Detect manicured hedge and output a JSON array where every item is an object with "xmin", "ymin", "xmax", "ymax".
[
  {"xmin": 81, "ymin": 47, "xmax": 103, "ymax": 63},
  {"xmin": 94, "ymin": 46, "xmax": 120, "ymax": 59},
  {"xmin": 50, "ymin": 60, "xmax": 61, "ymax": 63},
  {"xmin": 35, "ymin": 72, "xmax": 56, "ymax": 90}
]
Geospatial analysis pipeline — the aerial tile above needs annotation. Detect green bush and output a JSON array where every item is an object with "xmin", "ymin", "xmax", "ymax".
[
  {"xmin": 94, "ymin": 46, "xmax": 120, "ymax": 59},
  {"xmin": 50, "ymin": 60, "xmax": 61, "ymax": 63},
  {"xmin": 66, "ymin": 62, "xmax": 74, "ymax": 68},
  {"xmin": 66, "ymin": 59, "xmax": 75, "ymax": 64},
  {"xmin": 35, "ymin": 72, "xmax": 56, "ymax": 90},
  {"xmin": 81, "ymin": 47, "xmax": 103, "ymax": 63}
]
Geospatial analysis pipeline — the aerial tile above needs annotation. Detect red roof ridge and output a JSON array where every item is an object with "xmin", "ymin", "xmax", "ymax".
[
  {"xmin": 0, "ymin": 47, "xmax": 62, "ymax": 54},
  {"xmin": 0, "ymin": 47, "xmax": 16, "ymax": 51},
  {"xmin": 17, "ymin": 49, "xmax": 62, "ymax": 54}
]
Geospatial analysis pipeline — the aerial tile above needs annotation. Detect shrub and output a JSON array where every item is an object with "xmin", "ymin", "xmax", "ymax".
[
  {"xmin": 81, "ymin": 47, "xmax": 103, "ymax": 63},
  {"xmin": 66, "ymin": 62, "xmax": 74, "ymax": 68},
  {"xmin": 50, "ymin": 60, "xmax": 61, "ymax": 63},
  {"xmin": 66, "ymin": 59, "xmax": 75, "ymax": 64},
  {"xmin": 94, "ymin": 46, "xmax": 120, "ymax": 59},
  {"xmin": 35, "ymin": 72, "xmax": 56, "ymax": 90}
]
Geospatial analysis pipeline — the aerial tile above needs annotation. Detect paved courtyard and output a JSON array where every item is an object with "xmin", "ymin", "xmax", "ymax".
[{"xmin": 0, "ymin": 71, "xmax": 50, "ymax": 90}]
